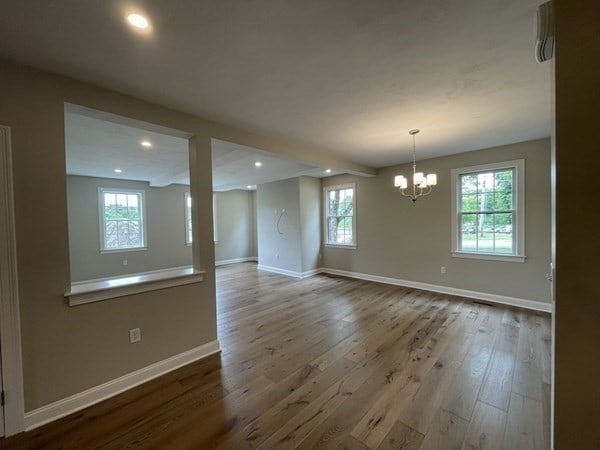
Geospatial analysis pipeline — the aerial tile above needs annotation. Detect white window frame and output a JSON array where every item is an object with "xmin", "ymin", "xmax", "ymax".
[
  {"xmin": 98, "ymin": 187, "xmax": 147, "ymax": 253},
  {"xmin": 185, "ymin": 191, "xmax": 192, "ymax": 245},
  {"xmin": 323, "ymin": 183, "xmax": 357, "ymax": 248},
  {"xmin": 213, "ymin": 192, "xmax": 218, "ymax": 243},
  {"xmin": 451, "ymin": 159, "xmax": 525, "ymax": 262}
]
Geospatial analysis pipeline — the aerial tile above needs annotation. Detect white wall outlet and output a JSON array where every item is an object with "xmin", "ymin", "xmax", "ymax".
[
  {"xmin": 129, "ymin": 328, "xmax": 141, "ymax": 343},
  {"xmin": 123, "ymin": 259, "xmax": 128, "ymax": 266},
  {"xmin": 441, "ymin": 266, "xmax": 447, "ymax": 274}
]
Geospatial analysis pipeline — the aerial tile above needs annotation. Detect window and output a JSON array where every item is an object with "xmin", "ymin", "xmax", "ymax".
[
  {"xmin": 98, "ymin": 188, "xmax": 146, "ymax": 252},
  {"xmin": 324, "ymin": 183, "xmax": 356, "ymax": 247},
  {"xmin": 185, "ymin": 192, "xmax": 192, "ymax": 244},
  {"xmin": 451, "ymin": 160, "xmax": 525, "ymax": 262}
]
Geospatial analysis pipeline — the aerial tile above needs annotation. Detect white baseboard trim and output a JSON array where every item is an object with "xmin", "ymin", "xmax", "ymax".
[
  {"xmin": 215, "ymin": 256, "xmax": 258, "ymax": 266},
  {"xmin": 320, "ymin": 268, "xmax": 551, "ymax": 313},
  {"xmin": 257, "ymin": 264, "xmax": 322, "ymax": 279},
  {"xmin": 24, "ymin": 340, "xmax": 221, "ymax": 431}
]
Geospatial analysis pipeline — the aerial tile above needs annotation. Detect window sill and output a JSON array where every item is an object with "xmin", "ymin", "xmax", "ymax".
[
  {"xmin": 65, "ymin": 266, "xmax": 205, "ymax": 306},
  {"xmin": 100, "ymin": 246, "xmax": 148, "ymax": 254},
  {"xmin": 451, "ymin": 251, "xmax": 526, "ymax": 263},
  {"xmin": 324, "ymin": 243, "xmax": 357, "ymax": 249}
]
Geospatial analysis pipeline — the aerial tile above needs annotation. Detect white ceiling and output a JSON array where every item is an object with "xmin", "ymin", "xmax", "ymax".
[
  {"xmin": 0, "ymin": 0, "xmax": 551, "ymax": 167},
  {"xmin": 211, "ymin": 140, "xmax": 338, "ymax": 191},
  {"xmin": 65, "ymin": 107, "xmax": 337, "ymax": 190},
  {"xmin": 65, "ymin": 109, "xmax": 190, "ymax": 186}
]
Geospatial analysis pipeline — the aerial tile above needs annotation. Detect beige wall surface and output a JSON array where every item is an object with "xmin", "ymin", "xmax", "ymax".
[
  {"xmin": 0, "ymin": 60, "xmax": 366, "ymax": 412},
  {"xmin": 554, "ymin": 1, "xmax": 600, "ymax": 447},
  {"xmin": 322, "ymin": 139, "xmax": 552, "ymax": 303},
  {"xmin": 68, "ymin": 175, "xmax": 192, "ymax": 281},
  {"xmin": 214, "ymin": 189, "xmax": 256, "ymax": 262},
  {"xmin": 299, "ymin": 176, "xmax": 322, "ymax": 272},
  {"xmin": 0, "ymin": 61, "xmax": 216, "ymax": 411},
  {"xmin": 257, "ymin": 178, "xmax": 302, "ymax": 273}
]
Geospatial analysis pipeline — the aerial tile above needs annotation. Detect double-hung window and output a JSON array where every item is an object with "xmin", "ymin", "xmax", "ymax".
[
  {"xmin": 451, "ymin": 160, "xmax": 525, "ymax": 262},
  {"xmin": 99, "ymin": 188, "xmax": 146, "ymax": 252},
  {"xmin": 324, "ymin": 183, "xmax": 356, "ymax": 247}
]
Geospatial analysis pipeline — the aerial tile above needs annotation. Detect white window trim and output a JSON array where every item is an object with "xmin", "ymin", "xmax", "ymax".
[
  {"xmin": 451, "ymin": 159, "xmax": 525, "ymax": 263},
  {"xmin": 213, "ymin": 192, "xmax": 218, "ymax": 243},
  {"xmin": 98, "ymin": 187, "xmax": 147, "ymax": 253},
  {"xmin": 184, "ymin": 191, "xmax": 192, "ymax": 246},
  {"xmin": 323, "ymin": 182, "xmax": 357, "ymax": 248}
]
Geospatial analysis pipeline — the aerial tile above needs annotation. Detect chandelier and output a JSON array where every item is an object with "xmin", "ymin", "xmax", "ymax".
[{"xmin": 394, "ymin": 129, "xmax": 437, "ymax": 202}]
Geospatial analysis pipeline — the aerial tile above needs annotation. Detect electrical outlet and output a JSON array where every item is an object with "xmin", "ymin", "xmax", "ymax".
[
  {"xmin": 129, "ymin": 328, "xmax": 141, "ymax": 343},
  {"xmin": 441, "ymin": 266, "xmax": 447, "ymax": 274},
  {"xmin": 276, "ymin": 252, "xmax": 279, "ymax": 260},
  {"xmin": 123, "ymin": 259, "xmax": 128, "ymax": 266}
]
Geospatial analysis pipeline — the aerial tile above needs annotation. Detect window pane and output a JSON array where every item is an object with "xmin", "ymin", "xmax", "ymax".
[
  {"xmin": 117, "ymin": 221, "xmax": 129, "ymax": 247},
  {"xmin": 473, "ymin": 214, "xmax": 494, "ymax": 253},
  {"xmin": 461, "ymin": 194, "xmax": 478, "ymax": 212},
  {"xmin": 477, "ymin": 172, "xmax": 494, "ymax": 193},
  {"xmin": 461, "ymin": 174, "xmax": 477, "ymax": 194},
  {"xmin": 493, "ymin": 213, "xmax": 513, "ymax": 254},
  {"xmin": 104, "ymin": 220, "xmax": 118, "ymax": 249},
  {"xmin": 460, "ymin": 214, "xmax": 478, "ymax": 251},
  {"xmin": 127, "ymin": 221, "xmax": 141, "ymax": 247},
  {"xmin": 328, "ymin": 191, "xmax": 338, "ymax": 215},
  {"xmin": 492, "ymin": 191, "xmax": 511, "ymax": 212},
  {"xmin": 128, "ymin": 194, "xmax": 140, "ymax": 219},
  {"xmin": 104, "ymin": 192, "xmax": 116, "ymax": 207},
  {"xmin": 327, "ymin": 217, "xmax": 338, "ymax": 243},
  {"xmin": 128, "ymin": 194, "xmax": 138, "ymax": 208},
  {"xmin": 494, "ymin": 169, "xmax": 513, "ymax": 192}
]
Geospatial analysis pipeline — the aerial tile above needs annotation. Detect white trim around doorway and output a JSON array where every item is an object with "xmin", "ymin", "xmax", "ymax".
[{"xmin": 0, "ymin": 125, "xmax": 25, "ymax": 436}]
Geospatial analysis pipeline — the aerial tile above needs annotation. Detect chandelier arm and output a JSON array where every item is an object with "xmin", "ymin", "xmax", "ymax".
[{"xmin": 419, "ymin": 186, "xmax": 433, "ymax": 197}]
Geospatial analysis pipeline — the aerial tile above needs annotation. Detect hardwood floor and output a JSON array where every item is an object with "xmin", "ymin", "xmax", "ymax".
[{"xmin": 0, "ymin": 263, "xmax": 551, "ymax": 449}]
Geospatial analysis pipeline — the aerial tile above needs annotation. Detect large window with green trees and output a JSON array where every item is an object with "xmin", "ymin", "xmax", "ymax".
[
  {"xmin": 451, "ymin": 160, "xmax": 525, "ymax": 261},
  {"xmin": 324, "ymin": 183, "xmax": 356, "ymax": 247},
  {"xmin": 98, "ymin": 188, "xmax": 146, "ymax": 252}
]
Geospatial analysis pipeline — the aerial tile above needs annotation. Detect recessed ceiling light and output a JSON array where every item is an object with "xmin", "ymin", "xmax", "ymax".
[
  {"xmin": 255, "ymin": 161, "xmax": 262, "ymax": 167},
  {"xmin": 325, "ymin": 169, "xmax": 332, "ymax": 173},
  {"xmin": 141, "ymin": 140, "xmax": 152, "ymax": 148},
  {"xmin": 126, "ymin": 13, "xmax": 149, "ymax": 29},
  {"xmin": 114, "ymin": 168, "xmax": 123, "ymax": 173}
]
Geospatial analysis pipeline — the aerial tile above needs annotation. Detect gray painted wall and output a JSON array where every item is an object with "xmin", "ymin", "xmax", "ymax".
[
  {"xmin": 1, "ymin": 59, "xmax": 370, "ymax": 413},
  {"xmin": 257, "ymin": 177, "xmax": 321, "ymax": 274},
  {"xmin": 214, "ymin": 189, "xmax": 257, "ymax": 262},
  {"xmin": 299, "ymin": 177, "xmax": 322, "ymax": 272},
  {"xmin": 322, "ymin": 138, "xmax": 551, "ymax": 303},
  {"xmin": 67, "ymin": 175, "xmax": 192, "ymax": 281},
  {"xmin": 257, "ymin": 178, "xmax": 302, "ymax": 273}
]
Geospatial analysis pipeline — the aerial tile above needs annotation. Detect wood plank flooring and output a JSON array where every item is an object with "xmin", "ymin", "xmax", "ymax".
[{"xmin": 0, "ymin": 263, "xmax": 551, "ymax": 449}]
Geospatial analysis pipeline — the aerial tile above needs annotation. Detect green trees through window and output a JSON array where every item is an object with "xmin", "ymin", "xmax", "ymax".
[
  {"xmin": 325, "ymin": 184, "xmax": 355, "ymax": 245},
  {"xmin": 100, "ymin": 190, "xmax": 145, "ymax": 250},
  {"xmin": 458, "ymin": 168, "xmax": 514, "ymax": 254}
]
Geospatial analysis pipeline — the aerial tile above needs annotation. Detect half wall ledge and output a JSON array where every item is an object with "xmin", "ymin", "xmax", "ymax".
[{"xmin": 65, "ymin": 266, "xmax": 205, "ymax": 306}]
